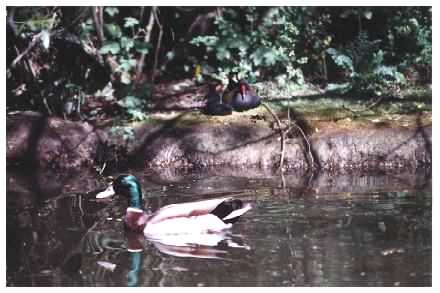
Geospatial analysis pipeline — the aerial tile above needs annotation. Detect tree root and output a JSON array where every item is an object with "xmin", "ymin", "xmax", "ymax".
[{"xmin": 261, "ymin": 102, "xmax": 316, "ymax": 172}]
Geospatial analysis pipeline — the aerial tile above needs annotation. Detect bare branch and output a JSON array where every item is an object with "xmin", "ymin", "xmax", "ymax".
[
  {"xmin": 91, "ymin": 6, "xmax": 105, "ymax": 45},
  {"xmin": 135, "ymin": 6, "xmax": 156, "ymax": 83},
  {"xmin": 151, "ymin": 8, "xmax": 163, "ymax": 84},
  {"xmin": 9, "ymin": 32, "xmax": 44, "ymax": 69}
]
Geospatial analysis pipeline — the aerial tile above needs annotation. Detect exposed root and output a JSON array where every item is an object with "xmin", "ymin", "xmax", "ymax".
[
  {"xmin": 262, "ymin": 102, "xmax": 316, "ymax": 172},
  {"xmin": 261, "ymin": 102, "xmax": 286, "ymax": 171}
]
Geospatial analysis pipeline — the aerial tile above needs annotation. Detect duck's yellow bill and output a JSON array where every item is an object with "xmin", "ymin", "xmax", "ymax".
[{"xmin": 96, "ymin": 185, "xmax": 115, "ymax": 199}]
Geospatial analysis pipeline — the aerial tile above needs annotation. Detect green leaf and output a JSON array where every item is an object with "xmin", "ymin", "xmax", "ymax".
[
  {"xmin": 117, "ymin": 96, "xmax": 142, "ymax": 109},
  {"xmin": 124, "ymin": 17, "xmax": 139, "ymax": 28},
  {"xmin": 134, "ymin": 41, "xmax": 151, "ymax": 54},
  {"xmin": 99, "ymin": 42, "xmax": 120, "ymax": 54},
  {"xmin": 263, "ymin": 50, "xmax": 278, "ymax": 66},
  {"xmin": 250, "ymin": 48, "xmax": 264, "ymax": 66},
  {"xmin": 190, "ymin": 35, "xmax": 218, "ymax": 47},
  {"xmin": 326, "ymin": 48, "xmax": 354, "ymax": 73},
  {"xmin": 363, "ymin": 10, "xmax": 373, "ymax": 20},
  {"xmin": 105, "ymin": 7, "xmax": 119, "ymax": 17},
  {"xmin": 120, "ymin": 36, "xmax": 135, "ymax": 51},
  {"xmin": 120, "ymin": 71, "xmax": 132, "ymax": 85},
  {"xmin": 166, "ymin": 51, "xmax": 175, "ymax": 60},
  {"xmin": 118, "ymin": 58, "xmax": 136, "ymax": 72},
  {"xmin": 127, "ymin": 109, "xmax": 147, "ymax": 121},
  {"xmin": 105, "ymin": 23, "xmax": 122, "ymax": 38},
  {"xmin": 216, "ymin": 46, "xmax": 231, "ymax": 60}
]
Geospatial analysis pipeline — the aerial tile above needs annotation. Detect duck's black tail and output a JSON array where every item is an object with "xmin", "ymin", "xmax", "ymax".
[{"xmin": 210, "ymin": 199, "xmax": 251, "ymax": 224}]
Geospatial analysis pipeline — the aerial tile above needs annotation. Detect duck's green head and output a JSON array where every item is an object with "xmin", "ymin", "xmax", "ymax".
[{"xmin": 96, "ymin": 174, "xmax": 143, "ymax": 209}]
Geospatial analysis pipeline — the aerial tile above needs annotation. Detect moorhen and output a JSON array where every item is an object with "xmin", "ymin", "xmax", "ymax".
[
  {"xmin": 204, "ymin": 84, "xmax": 232, "ymax": 116},
  {"xmin": 232, "ymin": 79, "xmax": 261, "ymax": 111}
]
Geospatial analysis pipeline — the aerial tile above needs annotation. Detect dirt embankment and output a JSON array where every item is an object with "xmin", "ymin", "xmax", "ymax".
[{"xmin": 7, "ymin": 110, "xmax": 431, "ymax": 173}]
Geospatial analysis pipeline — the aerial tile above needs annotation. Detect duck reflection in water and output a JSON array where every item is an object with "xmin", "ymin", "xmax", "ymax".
[{"xmin": 125, "ymin": 230, "xmax": 250, "ymax": 286}]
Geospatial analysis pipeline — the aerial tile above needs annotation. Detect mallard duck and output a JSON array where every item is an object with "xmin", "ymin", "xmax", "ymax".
[
  {"xmin": 96, "ymin": 174, "xmax": 252, "ymax": 236},
  {"xmin": 204, "ymin": 83, "xmax": 233, "ymax": 116}
]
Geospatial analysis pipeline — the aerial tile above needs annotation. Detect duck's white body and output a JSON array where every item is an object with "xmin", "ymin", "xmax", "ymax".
[
  {"xmin": 144, "ymin": 197, "xmax": 251, "ymax": 234},
  {"xmin": 144, "ymin": 213, "xmax": 233, "ymax": 236}
]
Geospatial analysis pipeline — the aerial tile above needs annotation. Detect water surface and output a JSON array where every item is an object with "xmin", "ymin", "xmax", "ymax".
[{"xmin": 6, "ymin": 168, "xmax": 431, "ymax": 286}]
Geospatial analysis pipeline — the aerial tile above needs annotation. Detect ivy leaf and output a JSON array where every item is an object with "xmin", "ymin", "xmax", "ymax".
[
  {"xmin": 127, "ymin": 109, "xmax": 147, "ymax": 121},
  {"xmin": 118, "ymin": 58, "xmax": 136, "ymax": 72},
  {"xmin": 120, "ymin": 36, "xmax": 135, "ymax": 51},
  {"xmin": 118, "ymin": 96, "xmax": 143, "ymax": 108},
  {"xmin": 124, "ymin": 17, "xmax": 139, "ymax": 28},
  {"xmin": 99, "ymin": 42, "xmax": 120, "ymax": 54},
  {"xmin": 105, "ymin": 7, "xmax": 119, "ymax": 17},
  {"xmin": 327, "ymin": 48, "xmax": 354, "ymax": 74},
  {"xmin": 120, "ymin": 71, "xmax": 132, "ymax": 85},
  {"xmin": 363, "ymin": 10, "xmax": 373, "ymax": 20},
  {"xmin": 250, "ymin": 48, "xmax": 265, "ymax": 66},
  {"xmin": 190, "ymin": 35, "xmax": 218, "ymax": 47},
  {"xmin": 216, "ymin": 46, "xmax": 231, "ymax": 60},
  {"xmin": 263, "ymin": 50, "xmax": 278, "ymax": 66},
  {"xmin": 105, "ymin": 23, "xmax": 122, "ymax": 38},
  {"xmin": 134, "ymin": 41, "xmax": 151, "ymax": 54}
]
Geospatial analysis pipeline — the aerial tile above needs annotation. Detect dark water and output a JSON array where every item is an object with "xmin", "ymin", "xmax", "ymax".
[{"xmin": 6, "ymin": 168, "xmax": 431, "ymax": 286}]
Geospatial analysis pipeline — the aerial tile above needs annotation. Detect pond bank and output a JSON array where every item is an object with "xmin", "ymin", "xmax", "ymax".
[{"xmin": 6, "ymin": 110, "xmax": 431, "ymax": 173}]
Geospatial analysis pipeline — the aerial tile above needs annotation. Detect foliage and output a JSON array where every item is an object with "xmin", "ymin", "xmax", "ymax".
[
  {"xmin": 6, "ymin": 6, "xmax": 431, "ymax": 118},
  {"xmin": 117, "ymin": 95, "xmax": 148, "ymax": 121},
  {"xmin": 327, "ymin": 32, "xmax": 406, "ymax": 97},
  {"xmin": 81, "ymin": 7, "xmax": 153, "ymax": 86},
  {"xmin": 191, "ymin": 7, "xmax": 308, "ymax": 84},
  {"xmin": 293, "ymin": 7, "xmax": 333, "ymax": 81},
  {"xmin": 387, "ymin": 8, "xmax": 432, "ymax": 68},
  {"xmin": 79, "ymin": 7, "xmax": 155, "ymax": 120}
]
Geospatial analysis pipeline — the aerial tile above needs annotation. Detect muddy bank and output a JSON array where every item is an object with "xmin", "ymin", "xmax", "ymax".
[
  {"xmin": 7, "ymin": 110, "xmax": 431, "ymax": 172},
  {"xmin": 102, "ymin": 112, "xmax": 431, "ymax": 172},
  {"xmin": 7, "ymin": 111, "xmax": 99, "ymax": 170}
]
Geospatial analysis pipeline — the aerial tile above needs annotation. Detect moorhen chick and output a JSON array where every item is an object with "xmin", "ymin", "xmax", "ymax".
[
  {"xmin": 204, "ymin": 84, "xmax": 232, "ymax": 116},
  {"xmin": 222, "ymin": 75, "xmax": 239, "ymax": 105}
]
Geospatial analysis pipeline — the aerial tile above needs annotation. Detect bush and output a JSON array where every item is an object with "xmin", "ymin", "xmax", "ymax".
[
  {"xmin": 327, "ymin": 32, "xmax": 406, "ymax": 97},
  {"xmin": 191, "ymin": 7, "xmax": 308, "ymax": 84}
]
